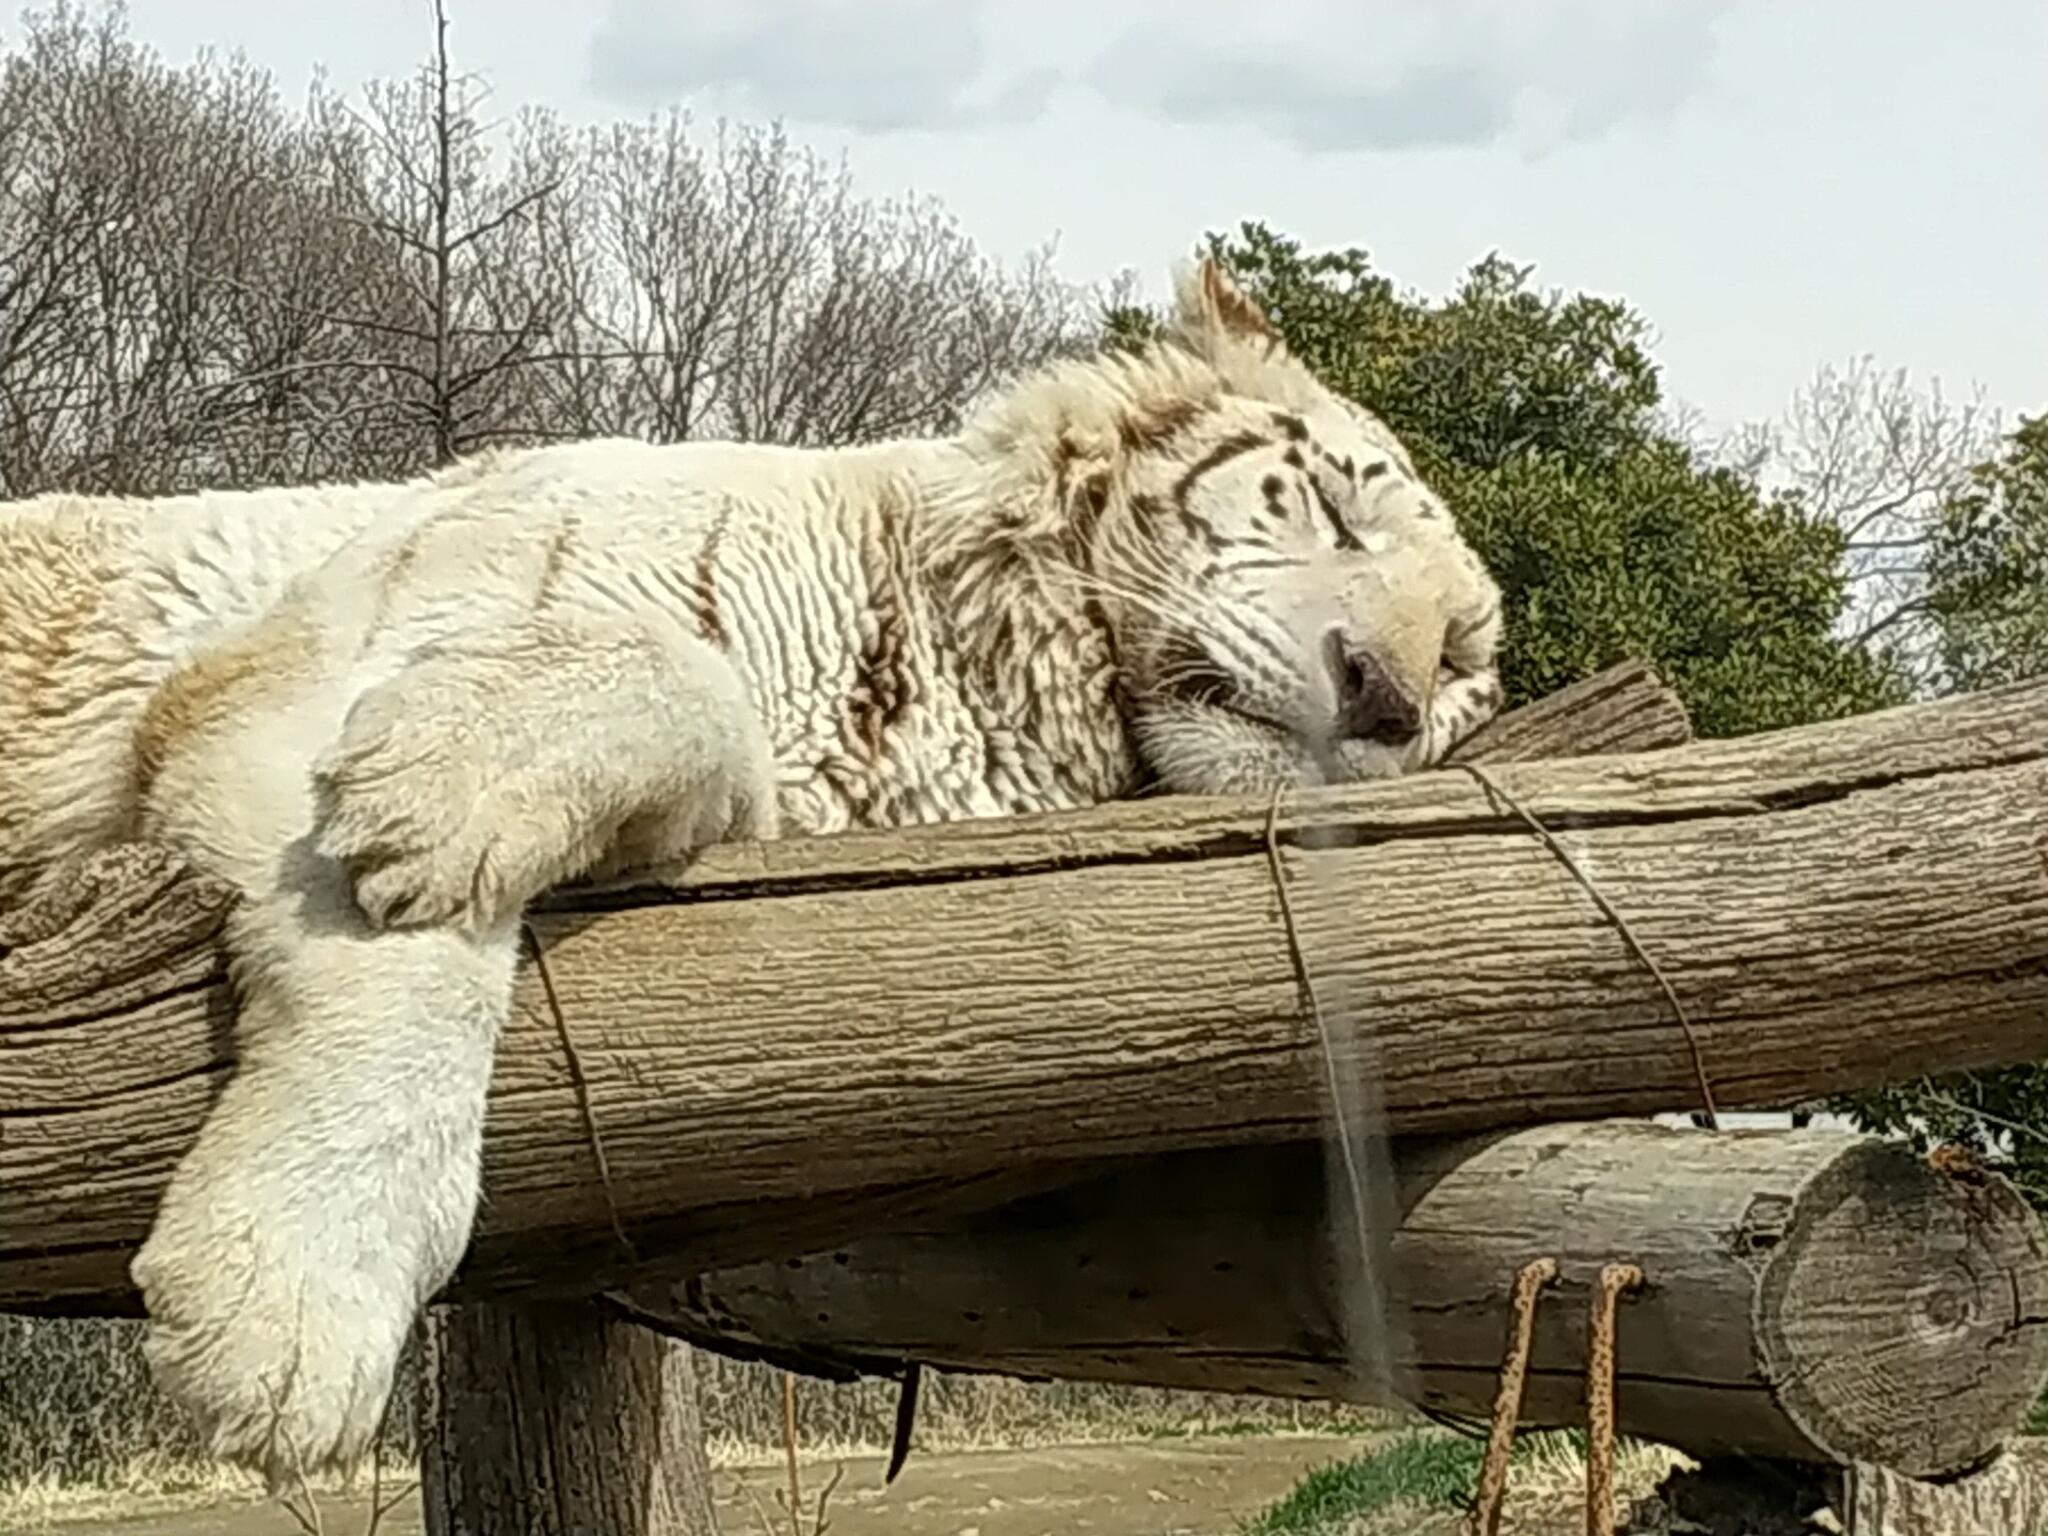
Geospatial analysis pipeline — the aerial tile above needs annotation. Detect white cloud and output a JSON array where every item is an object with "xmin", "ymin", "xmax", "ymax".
[
  {"xmin": 1084, "ymin": 1, "xmax": 1728, "ymax": 155},
  {"xmin": 589, "ymin": 0, "xmax": 1054, "ymax": 133}
]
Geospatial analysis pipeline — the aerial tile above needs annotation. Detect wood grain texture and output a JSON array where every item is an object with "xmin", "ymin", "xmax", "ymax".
[
  {"xmin": 418, "ymin": 1303, "xmax": 719, "ymax": 1536},
  {"xmin": 4, "ymin": 671, "xmax": 2045, "ymax": 1314},
  {"xmin": 620, "ymin": 1124, "xmax": 2048, "ymax": 1481},
  {"xmin": 1842, "ymin": 1452, "xmax": 2048, "ymax": 1535},
  {"xmin": 1445, "ymin": 657, "xmax": 1693, "ymax": 764}
]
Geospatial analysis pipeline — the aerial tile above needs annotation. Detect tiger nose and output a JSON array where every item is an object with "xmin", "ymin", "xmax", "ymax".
[{"xmin": 1325, "ymin": 633, "xmax": 1423, "ymax": 745}]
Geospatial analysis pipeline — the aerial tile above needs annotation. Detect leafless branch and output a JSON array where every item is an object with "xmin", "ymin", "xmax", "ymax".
[
  {"xmin": 0, "ymin": 1, "xmax": 1098, "ymax": 502},
  {"xmin": 1724, "ymin": 354, "xmax": 2004, "ymax": 690}
]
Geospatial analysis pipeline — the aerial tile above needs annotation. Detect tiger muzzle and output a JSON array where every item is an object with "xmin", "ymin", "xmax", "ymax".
[{"xmin": 1326, "ymin": 635, "xmax": 1424, "ymax": 746}]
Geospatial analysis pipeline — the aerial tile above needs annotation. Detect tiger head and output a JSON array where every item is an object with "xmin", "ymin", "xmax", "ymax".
[{"xmin": 1073, "ymin": 260, "xmax": 1505, "ymax": 795}]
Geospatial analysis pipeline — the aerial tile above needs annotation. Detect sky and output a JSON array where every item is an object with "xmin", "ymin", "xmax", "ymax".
[{"xmin": 110, "ymin": 0, "xmax": 2047, "ymax": 438}]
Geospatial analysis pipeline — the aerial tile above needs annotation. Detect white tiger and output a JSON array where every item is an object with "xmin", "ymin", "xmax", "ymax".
[{"xmin": 0, "ymin": 260, "xmax": 1503, "ymax": 1485}]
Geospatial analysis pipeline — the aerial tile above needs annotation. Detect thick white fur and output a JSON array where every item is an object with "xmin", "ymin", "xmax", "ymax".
[{"xmin": 0, "ymin": 263, "xmax": 1503, "ymax": 1485}]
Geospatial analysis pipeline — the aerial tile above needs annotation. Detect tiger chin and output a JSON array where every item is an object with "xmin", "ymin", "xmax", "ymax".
[{"xmin": 0, "ymin": 257, "xmax": 1502, "ymax": 1485}]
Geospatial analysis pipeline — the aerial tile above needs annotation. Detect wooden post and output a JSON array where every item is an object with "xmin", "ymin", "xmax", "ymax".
[
  {"xmin": 418, "ymin": 1302, "xmax": 720, "ymax": 1536},
  {"xmin": 1841, "ymin": 1453, "xmax": 2048, "ymax": 1534}
]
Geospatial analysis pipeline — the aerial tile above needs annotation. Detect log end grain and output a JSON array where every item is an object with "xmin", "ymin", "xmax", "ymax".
[
  {"xmin": 0, "ymin": 841, "xmax": 231, "ymax": 1017},
  {"xmin": 1401, "ymin": 1125, "xmax": 2048, "ymax": 1479},
  {"xmin": 1757, "ymin": 1140, "xmax": 2048, "ymax": 1480}
]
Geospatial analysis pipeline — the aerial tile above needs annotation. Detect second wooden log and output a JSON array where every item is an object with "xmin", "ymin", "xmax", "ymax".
[{"xmin": 626, "ymin": 1123, "xmax": 2048, "ymax": 1482}]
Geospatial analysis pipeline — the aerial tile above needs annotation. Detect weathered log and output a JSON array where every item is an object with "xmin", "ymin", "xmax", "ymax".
[
  {"xmin": 625, "ymin": 1124, "xmax": 2048, "ymax": 1483},
  {"xmin": 1841, "ymin": 1452, "xmax": 2048, "ymax": 1535},
  {"xmin": 3, "ymin": 672, "xmax": 2045, "ymax": 1313},
  {"xmin": 1445, "ymin": 656, "xmax": 1692, "ymax": 763}
]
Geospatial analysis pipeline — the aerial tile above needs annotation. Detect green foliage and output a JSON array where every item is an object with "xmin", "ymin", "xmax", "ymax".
[
  {"xmin": 1160, "ymin": 222, "xmax": 1906, "ymax": 735},
  {"xmin": 1200, "ymin": 228, "xmax": 1661, "ymax": 476},
  {"xmin": 1927, "ymin": 413, "xmax": 2048, "ymax": 691},
  {"xmin": 1100, "ymin": 301, "xmax": 1162, "ymax": 357},
  {"xmin": 1436, "ymin": 442, "xmax": 1904, "ymax": 736}
]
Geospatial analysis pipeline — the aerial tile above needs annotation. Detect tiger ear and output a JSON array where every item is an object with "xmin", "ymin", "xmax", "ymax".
[{"xmin": 1175, "ymin": 257, "xmax": 1280, "ymax": 347}]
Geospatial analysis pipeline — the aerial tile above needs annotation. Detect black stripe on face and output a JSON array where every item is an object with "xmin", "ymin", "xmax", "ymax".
[
  {"xmin": 1259, "ymin": 472, "xmax": 1290, "ymax": 523},
  {"xmin": 1450, "ymin": 601, "xmax": 1500, "ymax": 648},
  {"xmin": 1172, "ymin": 431, "xmax": 1271, "ymax": 508},
  {"xmin": 1232, "ymin": 615, "xmax": 1301, "ymax": 679},
  {"xmin": 1177, "ymin": 506, "xmax": 1228, "ymax": 552},
  {"xmin": 1152, "ymin": 633, "xmax": 1239, "ymax": 708},
  {"xmin": 1311, "ymin": 478, "xmax": 1364, "ymax": 552},
  {"xmin": 1224, "ymin": 554, "xmax": 1305, "ymax": 575}
]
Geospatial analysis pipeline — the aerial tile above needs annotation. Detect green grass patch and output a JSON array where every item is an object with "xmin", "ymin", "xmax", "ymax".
[
  {"xmin": 1243, "ymin": 1432, "xmax": 1485, "ymax": 1532},
  {"xmin": 1244, "ymin": 1428, "xmax": 1597, "ymax": 1533}
]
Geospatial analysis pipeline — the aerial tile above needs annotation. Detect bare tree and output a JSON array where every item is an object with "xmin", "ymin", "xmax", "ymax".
[
  {"xmin": 302, "ymin": 0, "xmax": 572, "ymax": 469},
  {"xmin": 541, "ymin": 114, "xmax": 1092, "ymax": 449},
  {"xmin": 1723, "ymin": 356, "xmax": 2002, "ymax": 687},
  {"xmin": 0, "ymin": 5, "xmax": 429, "ymax": 494}
]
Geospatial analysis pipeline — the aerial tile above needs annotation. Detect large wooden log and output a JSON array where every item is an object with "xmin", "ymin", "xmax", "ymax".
[
  {"xmin": 624, "ymin": 1124, "xmax": 2048, "ymax": 1482},
  {"xmin": 3, "ymin": 673, "xmax": 2045, "ymax": 1312}
]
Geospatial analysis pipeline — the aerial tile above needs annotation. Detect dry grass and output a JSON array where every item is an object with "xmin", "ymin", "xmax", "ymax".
[
  {"xmin": 1507, "ymin": 1434, "xmax": 1694, "ymax": 1535},
  {"xmin": 0, "ymin": 1315, "xmax": 1390, "ymax": 1528}
]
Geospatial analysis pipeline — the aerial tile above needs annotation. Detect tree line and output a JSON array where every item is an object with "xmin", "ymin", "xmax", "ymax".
[{"xmin": 0, "ymin": 1, "xmax": 1098, "ymax": 499}]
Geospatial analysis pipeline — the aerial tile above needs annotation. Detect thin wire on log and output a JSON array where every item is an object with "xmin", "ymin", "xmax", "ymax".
[
  {"xmin": 1585, "ymin": 1262, "xmax": 1644, "ymax": 1536},
  {"xmin": 521, "ymin": 921, "xmax": 637, "ymax": 1261},
  {"xmin": 1472, "ymin": 1256, "xmax": 1559, "ymax": 1536},
  {"xmin": 528, "ymin": 914, "xmax": 932, "ymax": 1482},
  {"xmin": 1263, "ymin": 788, "xmax": 1502, "ymax": 1442},
  {"xmin": 1453, "ymin": 763, "xmax": 1720, "ymax": 1131}
]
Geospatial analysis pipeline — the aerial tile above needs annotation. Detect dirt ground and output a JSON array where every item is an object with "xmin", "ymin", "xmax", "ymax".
[{"xmin": 18, "ymin": 1435, "xmax": 1371, "ymax": 1536}]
